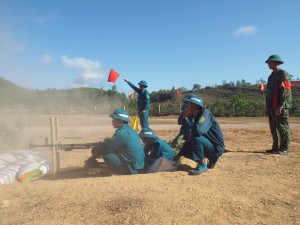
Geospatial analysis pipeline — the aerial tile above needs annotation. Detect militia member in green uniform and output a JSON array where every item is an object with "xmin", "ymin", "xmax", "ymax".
[
  {"xmin": 124, "ymin": 79, "xmax": 151, "ymax": 128},
  {"xmin": 174, "ymin": 94, "xmax": 225, "ymax": 175},
  {"xmin": 86, "ymin": 109, "xmax": 145, "ymax": 174},
  {"xmin": 265, "ymin": 55, "xmax": 292, "ymax": 155},
  {"xmin": 139, "ymin": 128, "xmax": 175, "ymax": 170},
  {"xmin": 171, "ymin": 103, "xmax": 194, "ymax": 145}
]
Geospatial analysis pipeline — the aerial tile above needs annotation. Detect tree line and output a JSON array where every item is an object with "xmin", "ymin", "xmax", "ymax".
[{"xmin": 1, "ymin": 77, "xmax": 299, "ymax": 116}]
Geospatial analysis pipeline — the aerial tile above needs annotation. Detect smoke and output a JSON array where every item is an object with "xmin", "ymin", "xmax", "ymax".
[{"xmin": 0, "ymin": 78, "xmax": 128, "ymax": 151}]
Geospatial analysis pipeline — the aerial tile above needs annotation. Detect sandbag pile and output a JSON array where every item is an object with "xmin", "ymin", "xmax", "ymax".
[{"xmin": 0, "ymin": 150, "xmax": 51, "ymax": 185}]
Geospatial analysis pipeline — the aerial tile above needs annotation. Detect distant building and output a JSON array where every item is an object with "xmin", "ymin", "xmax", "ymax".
[{"xmin": 291, "ymin": 81, "xmax": 300, "ymax": 87}]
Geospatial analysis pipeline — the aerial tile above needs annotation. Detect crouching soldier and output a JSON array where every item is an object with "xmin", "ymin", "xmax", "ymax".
[
  {"xmin": 85, "ymin": 109, "xmax": 145, "ymax": 175},
  {"xmin": 139, "ymin": 128, "xmax": 175, "ymax": 171},
  {"xmin": 171, "ymin": 103, "xmax": 194, "ymax": 145},
  {"xmin": 173, "ymin": 94, "xmax": 225, "ymax": 175}
]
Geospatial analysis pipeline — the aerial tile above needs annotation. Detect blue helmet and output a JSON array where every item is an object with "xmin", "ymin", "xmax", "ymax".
[
  {"xmin": 138, "ymin": 80, "xmax": 148, "ymax": 87},
  {"xmin": 139, "ymin": 127, "xmax": 156, "ymax": 139},
  {"xmin": 109, "ymin": 108, "xmax": 130, "ymax": 122},
  {"xmin": 183, "ymin": 94, "xmax": 204, "ymax": 107}
]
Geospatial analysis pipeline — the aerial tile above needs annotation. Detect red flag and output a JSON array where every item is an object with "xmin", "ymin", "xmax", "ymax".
[
  {"xmin": 108, "ymin": 68, "xmax": 119, "ymax": 83},
  {"xmin": 259, "ymin": 83, "xmax": 264, "ymax": 92},
  {"xmin": 176, "ymin": 88, "xmax": 181, "ymax": 98},
  {"xmin": 130, "ymin": 92, "xmax": 135, "ymax": 99}
]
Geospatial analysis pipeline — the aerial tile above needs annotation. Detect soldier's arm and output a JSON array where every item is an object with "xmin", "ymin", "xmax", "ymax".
[
  {"xmin": 192, "ymin": 110, "xmax": 212, "ymax": 136},
  {"xmin": 126, "ymin": 80, "xmax": 140, "ymax": 93},
  {"xmin": 278, "ymin": 72, "xmax": 292, "ymax": 108},
  {"xmin": 100, "ymin": 131, "xmax": 125, "ymax": 155}
]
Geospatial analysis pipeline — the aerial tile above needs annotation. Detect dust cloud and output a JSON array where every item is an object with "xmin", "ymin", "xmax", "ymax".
[{"xmin": 0, "ymin": 86, "xmax": 128, "ymax": 151}]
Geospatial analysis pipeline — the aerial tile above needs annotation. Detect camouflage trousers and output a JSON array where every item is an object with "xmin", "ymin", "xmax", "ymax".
[{"xmin": 268, "ymin": 108, "xmax": 290, "ymax": 151}]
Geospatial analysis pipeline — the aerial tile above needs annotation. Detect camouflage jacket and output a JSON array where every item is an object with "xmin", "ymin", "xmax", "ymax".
[{"xmin": 266, "ymin": 69, "xmax": 292, "ymax": 109}]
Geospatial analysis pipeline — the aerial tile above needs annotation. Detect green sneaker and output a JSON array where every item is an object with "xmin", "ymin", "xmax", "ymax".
[{"xmin": 189, "ymin": 162, "xmax": 208, "ymax": 175}]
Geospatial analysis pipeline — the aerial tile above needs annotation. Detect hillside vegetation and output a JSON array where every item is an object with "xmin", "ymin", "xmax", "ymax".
[{"xmin": 1, "ymin": 77, "xmax": 299, "ymax": 117}]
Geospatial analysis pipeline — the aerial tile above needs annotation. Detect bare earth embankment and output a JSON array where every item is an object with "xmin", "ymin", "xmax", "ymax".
[{"xmin": 0, "ymin": 115, "xmax": 299, "ymax": 225}]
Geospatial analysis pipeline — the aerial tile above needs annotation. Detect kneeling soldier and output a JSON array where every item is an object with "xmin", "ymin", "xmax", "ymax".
[
  {"xmin": 86, "ymin": 109, "xmax": 145, "ymax": 175},
  {"xmin": 139, "ymin": 128, "xmax": 175, "ymax": 171}
]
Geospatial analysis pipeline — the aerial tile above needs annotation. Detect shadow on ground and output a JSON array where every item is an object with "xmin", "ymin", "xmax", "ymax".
[
  {"xmin": 42, "ymin": 163, "xmax": 113, "ymax": 180},
  {"xmin": 224, "ymin": 149, "xmax": 269, "ymax": 154}
]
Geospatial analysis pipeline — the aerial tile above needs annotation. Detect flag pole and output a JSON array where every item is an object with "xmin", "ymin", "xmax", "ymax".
[
  {"xmin": 176, "ymin": 88, "xmax": 181, "ymax": 113},
  {"xmin": 260, "ymin": 83, "xmax": 265, "ymax": 116}
]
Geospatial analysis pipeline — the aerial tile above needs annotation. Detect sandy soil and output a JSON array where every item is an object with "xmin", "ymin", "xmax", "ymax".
[{"xmin": 0, "ymin": 115, "xmax": 299, "ymax": 225}]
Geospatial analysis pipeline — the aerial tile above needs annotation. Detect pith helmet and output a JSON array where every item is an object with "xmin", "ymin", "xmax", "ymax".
[
  {"xmin": 183, "ymin": 94, "xmax": 204, "ymax": 107},
  {"xmin": 139, "ymin": 127, "xmax": 156, "ymax": 139},
  {"xmin": 138, "ymin": 80, "xmax": 148, "ymax": 87},
  {"xmin": 265, "ymin": 55, "xmax": 284, "ymax": 64},
  {"xmin": 109, "ymin": 108, "xmax": 130, "ymax": 122}
]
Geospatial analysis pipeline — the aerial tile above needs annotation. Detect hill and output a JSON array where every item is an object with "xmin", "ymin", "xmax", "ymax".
[{"xmin": 0, "ymin": 77, "xmax": 299, "ymax": 116}]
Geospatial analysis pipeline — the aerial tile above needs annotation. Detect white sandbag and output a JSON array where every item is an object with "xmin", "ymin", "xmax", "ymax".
[
  {"xmin": 0, "ymin": 153, "xmax": 21, "ymax": 169},
  {"xmin": 146, "ymin": 157, "xmax": 179, "ymax": 173},
  {"xmin": 0, "ymin": 150, "xmax": 51, "ymax": 185},
  {"xmin": 17, "ymin": 161, "xmax": 49, "ymax": 183},
  {"xmin": 0, "ymin": 165, "xmax": 22, "ymax": 185}
]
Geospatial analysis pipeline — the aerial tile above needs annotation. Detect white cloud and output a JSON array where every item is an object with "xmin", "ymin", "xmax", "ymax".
[
  {"xmin": 61, "ymin": 55, "xmax": 105, "ymax": 87},
  {"xmin": 61, "ymin": 55, "xmax": 100, "ymax": 70},
  {"xmin": 41, "ymin": 54, "xmax": 53, "ymax": 63},
  {"xmin": 234, "ymin": 25, "xmax": 257, "ymax": 36},
  {"xmin": 35, "ymin": 13, "xmax": 56, "ymax": 26}
]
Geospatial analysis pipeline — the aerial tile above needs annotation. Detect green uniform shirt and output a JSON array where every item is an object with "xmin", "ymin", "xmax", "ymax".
[
  {"xmin": 127, "ymin": 81, "xmax": 150, "ymax": 113},
  {"xmin": 266, "ymin": 69, "xmax": 292, "ymax": 109},
  {"xmin": 101, "ymin": 124, "xmax": 145, "ymax": 170},
  {"xmin": 192, "ymin": 108, "xmax": 225, "ymax": 152},
  {"xmin": 144, "ymin": 137, "xmax": 174, "ymax": 166}
]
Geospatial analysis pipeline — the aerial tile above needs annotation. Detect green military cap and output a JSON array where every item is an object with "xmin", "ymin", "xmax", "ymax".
[
  {"xmin": 265, "ymin": 55, "xmax": 284, "ymax": 64},
  {"xmin": 138, "ymin": 80, "xmax": 148, "ymax": 87},
  {"xmin": 139, "ymin": 128, "xmax": 156, "ymax": 139},
  {"xmin": 109, "ymin": 108, "xmax": 130, "ymax": 122},
  {"xmin": 183, "ymin": 94, "xmax": 204, "ymax": 107}
]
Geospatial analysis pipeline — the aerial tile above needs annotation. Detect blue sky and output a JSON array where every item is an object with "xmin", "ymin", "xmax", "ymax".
[{"xmin": 0, "ymin": 0, "xmax": 299, "ymax": 95}]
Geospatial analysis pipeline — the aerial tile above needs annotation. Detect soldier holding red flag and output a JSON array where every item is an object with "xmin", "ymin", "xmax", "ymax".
[
  {"xmin": 265, "ymin": 55, "xmax": 292, "ymax": 155},
  {"xmin": 124, "ymin": 79, "xmax": 151, "ymax": 129}
]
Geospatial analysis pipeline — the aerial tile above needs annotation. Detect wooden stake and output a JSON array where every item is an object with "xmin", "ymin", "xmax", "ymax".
[
  {"xmin": 50, "ymin": 118, "xmax": 60, "ymax": 176},
  {"xmin": 54, "ymin": 118, "xmax": 60, "ymax": 173}
]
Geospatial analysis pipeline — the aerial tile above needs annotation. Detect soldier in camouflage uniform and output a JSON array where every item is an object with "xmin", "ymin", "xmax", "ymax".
[{"xmin": 265, "ymin": 55, "xmax": 292, "ymax": 155}]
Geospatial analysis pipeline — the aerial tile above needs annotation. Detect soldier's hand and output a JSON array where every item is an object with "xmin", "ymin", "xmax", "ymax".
[
  {"xmin": 91, "ymin": 142, "xmax": 103, "ymax": 157},
  {"xmin": 84, "ymin": 156, "xmax": 99, "ymax": 169},
  {"xmin": 275, "ymin": 106, "xmax": 283, "ymax": 115},
  {"xmin": 183, "ymin": 110, "xmax": 189, "ymax": 118}
]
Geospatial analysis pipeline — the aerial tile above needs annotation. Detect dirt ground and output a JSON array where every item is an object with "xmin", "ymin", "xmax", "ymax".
[{"xmin": 0, "ymin": 115, "xmax": 299, "ymax": 225}]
